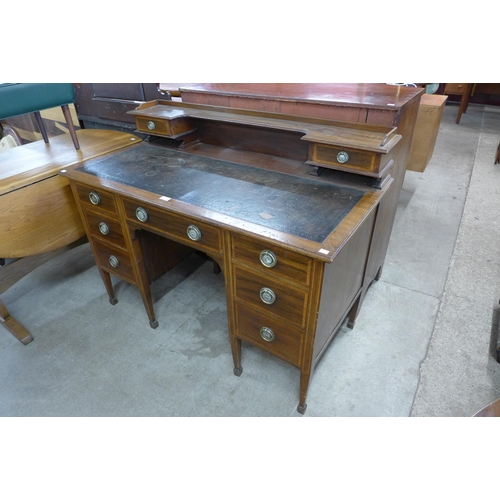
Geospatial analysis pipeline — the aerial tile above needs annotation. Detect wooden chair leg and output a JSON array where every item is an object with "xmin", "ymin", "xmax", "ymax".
[
  {"xmin": 33, "ymin": 111, "xmax": 49, "ymax": 143},
  {"xmin": 61, "ymin": 104, "xmax": 80, "ymax": 150}
]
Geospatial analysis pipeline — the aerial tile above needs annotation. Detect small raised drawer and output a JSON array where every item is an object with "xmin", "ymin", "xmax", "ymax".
[
  {"xmin": 122, "ymin": 198, "xmax": 222, "ymax": 255},
  {"xmin": 134, "ymin": 116, "xmax": 194, "ymax": 139},
  {"xmin": 231, "ymin": 233, "xmax": 312, "ymax": 286},
  {"xmin": 234, "ymin": 267, "xmax": 308, "ymax": 328},
  {"xmin": 235, "ymin": 304, "xmax": 303, "ymax": 366},
  {"xmin": 74, "ymin": 183, "xmax": 118, "ymax": 214},
  {"xmin": 310, "ymin": 145, "xmax": 379, "ymax": 173}
]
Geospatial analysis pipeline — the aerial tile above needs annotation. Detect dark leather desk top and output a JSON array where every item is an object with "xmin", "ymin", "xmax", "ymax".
[{"xmin": 77, "ymin": 143, "xmax": 364, "ymax": 243}]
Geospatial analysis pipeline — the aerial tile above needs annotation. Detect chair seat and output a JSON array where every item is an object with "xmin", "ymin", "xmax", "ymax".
[
  {"xmin": 0, "ymin": 83, "xmax": 76, "ymax": 120},
  {"xmin": 0, "ymin": 83, "xmax": 79, "ymax": 149}
]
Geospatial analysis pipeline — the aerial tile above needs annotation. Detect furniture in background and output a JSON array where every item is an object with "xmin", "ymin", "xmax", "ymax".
[
  {"xmin": 0, "ymin": 83, "xmax": 80, "ymax": 149},
  {"xmin": 444, "ymin": 83, "xmax": 500, "ymax": 124},
  {"xmin": 61, "ymin": 99, "xmax": 405, "ymax": 413},
  {"xmin": 406, "ymin": 94, "xmax": 448, "ymax": 172},
  {"xmin": 473, "ymin": 398, "xmax": 500, "ymax": 416},
  {"xmin": 0, "ymin": 130, "xmax": 141, "ymax": 344},
  {"xmin": 73, "ymin": 83, "xmax": 182, "ymax": 133}
]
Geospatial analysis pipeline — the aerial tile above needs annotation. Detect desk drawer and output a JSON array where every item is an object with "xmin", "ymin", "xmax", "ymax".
[
  {"xmin": 234, "ymin": 266, "xmax": 308, "ymax": 328},
  {"xmin": 82, "ymin": 207, "xmax": 126, "ymax": 249},
  {"xmin": 122, "ymin": 198, "xmax": 222, "ymax": 254},
  {"xmin": 235, "ymin": 304, "xmax": 303, "ymax": 366},
  {"xmin": 310, "ymin": 144, "xmax": 378, "ymax": 173},
  {"xmin": 74, "ymin": 183, "xmax": 118, "ymax": 214},
  {"xmin": 92, "ymin": 239, "xmax": 135, "ymax": 281},
  {"xmin": 135, "ymin": 116, "xmax": 194, "ymax": 138},
  {"xmin": 231, "ymin": 233, "xmax": 312, "ymax": 286}
]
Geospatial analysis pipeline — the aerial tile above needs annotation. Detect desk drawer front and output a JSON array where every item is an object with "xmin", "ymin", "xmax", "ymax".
[
  {"xmin": 135, "ymin": 117, "xmax": 172, "ymax": 136},
  {"xmin": 234, "ymin": 267, "xmax": 308, "ymax": 327},
  {"xmin": 231, "ymin": 233, "xmax": 312, "ymax": 286},
  {"xmin": 311, "ymin": 145, "xmax": 378, "ymax": 173},
  {"xmin": 235, "ymin": 304, "xmax": 303, "ymax": 366},
  {"xmin": 74, "ymin": 183, "xmax": 118, "ymax": 214},
  {"xmin": 82, "ymin": 208, "xmax": 126, "ymax": 249},
  {"xmin": 122, "ymin": 199, "xmax": 222, "ymax": 254},
  {"xmin": 92, "ymin": 239, "xmax": 135, "ymax": 281}
]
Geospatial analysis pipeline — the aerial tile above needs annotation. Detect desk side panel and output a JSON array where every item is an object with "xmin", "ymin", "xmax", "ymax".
[{"xmin": 312, "ymin": 208, "xmax": 377, "ymax": 363}]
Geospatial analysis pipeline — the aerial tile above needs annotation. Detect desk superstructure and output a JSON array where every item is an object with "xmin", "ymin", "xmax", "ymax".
[{"xmin": 61, "ymin": 100, "xmax": 403, "ymax": 413}]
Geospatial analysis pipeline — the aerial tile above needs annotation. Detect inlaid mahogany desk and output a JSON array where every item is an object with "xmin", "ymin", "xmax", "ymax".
[{"xmin": 61, "ymin": 101, "xmax": 402, "ymax": 413}]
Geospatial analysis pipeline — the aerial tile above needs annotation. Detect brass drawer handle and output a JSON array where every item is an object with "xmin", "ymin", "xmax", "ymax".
[
  {"xmin": 99, "ymin": 222, "xmax": 110, "ymax": 235},
  {"xmin": 187, "ymin": 224, "xmax": 202, "ymax": 241},
  {"xmin": 135, "ymin": 207, "xmax": 149, "ymax": 222},
  {"xmin": 109, "ymin": 255, "xmax": 120, "ymax": 268},
  {"xmin": 89, "ymin": 191, "xmax": 101, "ymax": 205},
  {"xmin": 260, "ymin": 327, "xmax": 275, "ymax": 342},
  {"xmin": 337, "ymin": 151, "xmax": 349, "ymax": 164},
  {"xmin": 259, "ymin": 250, "xmax": 277, "ymax": 268},
  {"xmin": 147, "ymin": 121, "xmax": 156, "ymax": 131},
  {"xmin": 260, "ymin": 287, "xmax": 276, "ymax": 305}
]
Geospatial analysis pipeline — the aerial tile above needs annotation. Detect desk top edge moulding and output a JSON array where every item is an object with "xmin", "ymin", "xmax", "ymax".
[{"xmin": 58, "ymin": 87, "xmax": 421, "ymax": 414}]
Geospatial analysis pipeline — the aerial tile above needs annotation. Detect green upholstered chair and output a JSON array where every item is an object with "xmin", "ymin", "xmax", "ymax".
[{"xmin": 0, "ymin": 83, "xmax": 80, "ymax": 149}]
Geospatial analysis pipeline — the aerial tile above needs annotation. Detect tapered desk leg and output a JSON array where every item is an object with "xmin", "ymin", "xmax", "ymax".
[
  {"xmin": 0, "ymin": 298, "xmax": 33, "ymax": 345},
  {"xmin": 298, "ymin": 370, "xmax": 311, "ymax": 414},
  {"xmin": 230, "ymin": 336, "xmax": 242, "ymax": 376}
]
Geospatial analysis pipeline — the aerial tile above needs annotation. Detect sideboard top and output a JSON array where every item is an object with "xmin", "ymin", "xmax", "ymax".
[{"xmin": 178, "ymin": 83, "xmax": 424, "ymax": 110}]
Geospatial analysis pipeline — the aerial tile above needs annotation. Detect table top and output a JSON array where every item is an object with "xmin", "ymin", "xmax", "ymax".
[
  {"xmin": 77, "ymin": 143, "xmax": 365, "ymax": 243},
  {"xmin": 0, "ymin": 130, "xmax": 141, "ymax": 196}
]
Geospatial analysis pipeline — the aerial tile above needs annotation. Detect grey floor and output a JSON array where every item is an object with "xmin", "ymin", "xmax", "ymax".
[{"xmin": 2, "ymin": 102, "xmax": 500, "ymax": 417}]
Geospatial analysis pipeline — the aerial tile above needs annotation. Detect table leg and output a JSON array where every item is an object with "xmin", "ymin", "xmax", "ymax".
[
  {"xmin": 0, "ymin": 298, "xmax": 33, "ymax": 345},
  {"xmin": 298, "ymin": 369, "xmax": 313, "ymax": 414}
]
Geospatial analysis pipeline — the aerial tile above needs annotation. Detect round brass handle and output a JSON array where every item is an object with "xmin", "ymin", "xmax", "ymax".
[
  {"xmin": 89, "ymin": 191, "xmax": 101, "ymax": 205},
  {"xmin": 260, "ymin": 327, "xmax": 275, "ymax": 342},
  {"xmin": 337, "ymin": 151, "xmax": 349, "ymax": 164},
  {"xmin": 259, "ymin": 250, "xmax": 277, "ymax": 268},
  {"xmin": 135, "ymin": 207, "xmax": 149, "ymax": 222},
  {"xmin": 187, "ymin": 224, "xmax": 202, "ymax": 241},
  {"xmin": 147, "ymin": 121, "xmax": 156, "ymax": 131},
  {"xmin": 260, "ymin": 287, "xmax": 276, "ymax": 305},
  {"xmin": 109, "ymin": 255, "xmax": 119, "ymax": 268},
  {"xmin": 99, "ymin": 222, "xmax": 110, "ymax": 235}
]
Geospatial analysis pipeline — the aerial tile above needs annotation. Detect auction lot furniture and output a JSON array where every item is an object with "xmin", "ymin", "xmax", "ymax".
[
  {"xmin": 0, "ymin": 130, "xmax": 141, "ymax": 344},
  {"xmin": 61, "ymin": 100, "xmax": 403, "ymax": 413}
]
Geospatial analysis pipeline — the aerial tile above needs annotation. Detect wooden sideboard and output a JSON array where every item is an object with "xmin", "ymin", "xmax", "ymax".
[{"xmin": 60, "ymin": 100, "xmax": 403, "ymax": 413}]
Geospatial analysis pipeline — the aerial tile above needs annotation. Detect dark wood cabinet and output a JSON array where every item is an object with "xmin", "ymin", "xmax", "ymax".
[{"xmin": 74, "ymin": 83, "xmax": 169, "ymax": 131}]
